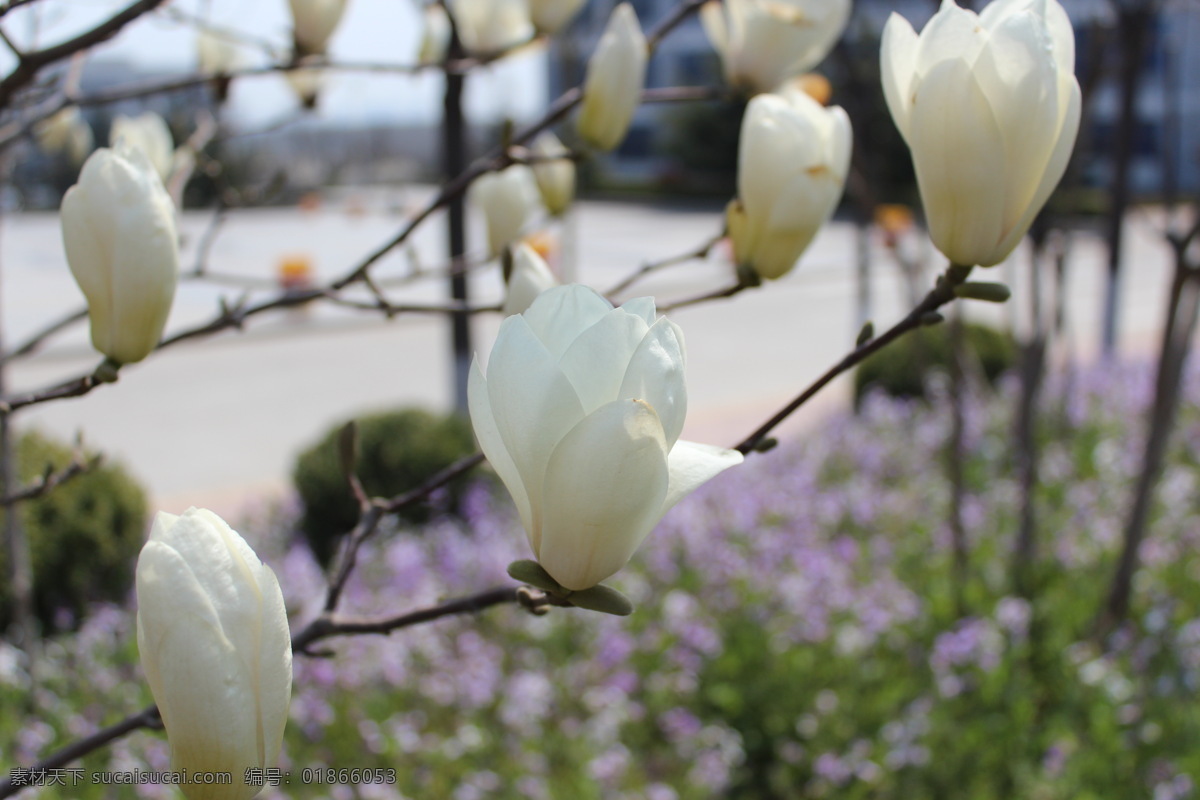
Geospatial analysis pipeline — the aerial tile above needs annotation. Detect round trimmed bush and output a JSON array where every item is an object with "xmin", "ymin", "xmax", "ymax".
[
  {"xmin": 292, "ymin": 408, "xmax": 477, "ymax": 566},
  {"xmin": 0, "ymin": 431, "xmax": 148, "ymax": 635},
  {"xmin": 855, "ymin": 322, "xmax": 1018, "ymax": 405}
]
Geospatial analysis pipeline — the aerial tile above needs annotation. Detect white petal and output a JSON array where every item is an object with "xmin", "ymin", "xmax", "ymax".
[
  {"xmin": 663, "ymin": 440, "xmax": 744, "ymax": 513},
  {"xmin": 619, "ymin": 296, "xmax": 657, "ymax": 325},
  {"xmin": 909, "ymin": 58, "xmax": 1007, "ymax": 266},
  {"xmin": 138, "ymin": 541, "xmax": 261, "ymax": 785},
  {"xmin": 486, "ymin": 314, "xmax": 584, "ymax": 539},
  {"xmin": 617, "ymin": 317, "xmax": 687, "ymax": 448},
  {"xmin": 557, "ymin": 307, "xmax": 649, "ymax": 413},
  {"xmin": 522, "ymin": 284, "xmax": 613, "ymax": 358},
  {"xmin": 468, "ymin": 357, "xmax": 534, "ymax": 541},
  {"xmin": 537, "ymin": 399, "xmax": 669, "ymax": 590},
  {"xmin": 990, "ymin": 73, "xmax": 1080, "ymax": 264},
  {"xmin": 880, "ymin": 13, "xmax": 919, "ymax": 141},
  {"xmin": 916, "ymin": 1, "xmax": 986, "ymax": 77},
  {"xmin": 503, "ymin": 244, "xmax": 558, "ymax": 317},
  {"xmin": 700, "ymin": 0, "xmax": 728, "ymax": 58},
  {"xmin": 972, "ymin": 6, "xmax": 1060, "ymax": 231},
  {"xmin": 576, "ymin": 3, "xmax": 647, "ymax": 150}
]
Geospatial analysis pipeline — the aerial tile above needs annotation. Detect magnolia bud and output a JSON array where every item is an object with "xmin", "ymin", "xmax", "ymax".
[
  {"xmin": 35, "ymin": 106, "xmax": 93, "ymax": 167},
  {"xmin": 448, "ymin": 0, "xmax": 533, "ymax": 55},
  {"xmin": 529, "ymin": 0, "xmax": 586, "ymax": 35},
  {"xmin": 881, "ymin": 0, "xmax": 1081, "ymax": 267},
  {"xmin": 470, "ymin": 165, "xmax": 540, "ymax": 258},
  {"xmin": 285, "ymin": 67, "xmax": 324, "ymax": 109},
  {"xmin": 197, "ymin": 30, "xmax": 243, "ymax": 104},
  {"xmin": 61, "ymin": 145, "xmax": 179, "ymax": 365},
  {"xmin": 109, "ymin": 112, "xmax": 174, "ymax": 183},
  {"xmin": 576, "ymin": 3, "xmax": 647, "ymax": 152},
  {"xmin": 502, "ymin": 243, "xmax": 559, "ymax": 316},
  {"xmin": 136, "ymin": 508, "xmax": 292, "ymax": 800},
  {"xmin": 469, "ymin": 285, "xmax": 743, "ymax": 591},
  {"xmin": 529, "ymin": 132, "xmax": 575, "ymax": 217},
  {"xmin": 197, "ymin": 29, "xmax": 243, "ymax": 75},
  {"xmin": 288, "ymin": 0, "xmax": 348, "ymax": 57},
  {"xmin": 701, "ymin": 0, "xmax": 851, "ymax": 95},
  {"xmin": 729, "ymin": 88, "xmax": 851, "ymax": 280},
  {"xmin": 417, "ymin": 3, "xmax": 451, "ymax": 65}
]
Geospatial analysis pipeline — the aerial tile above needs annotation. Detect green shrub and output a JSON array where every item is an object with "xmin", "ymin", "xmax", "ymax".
[
  {"xmin": 0, "ymin": 431, "xmax": 147, "ymax": 634},
  {"xmin": 292, "ymin": 408, "xmax": 477, "ymax": 566},
  {"xmin": 855, "ymin": 322, "xmax": 1018, "ymax": 404}
]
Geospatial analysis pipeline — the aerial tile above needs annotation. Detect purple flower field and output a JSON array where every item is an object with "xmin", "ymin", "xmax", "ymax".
[{"xmin": 4, "ymin": 359, "xmax": 1200, "ymax": 799}]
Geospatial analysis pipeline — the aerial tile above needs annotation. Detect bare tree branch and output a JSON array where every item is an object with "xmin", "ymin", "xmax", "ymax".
[
  {"xmin": 0, "ymin": 0, "xmax": 168, "ymax": 109},
  {"xmin": 733, "ymin": 263, "xmax": 973, "ymax": 454},
  {"xmin": 0, "ymin": 451, "xmax": 96, "ymax": 507}
]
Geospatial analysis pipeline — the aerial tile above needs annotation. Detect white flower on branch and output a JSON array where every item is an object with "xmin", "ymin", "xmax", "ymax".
[
  {"xmin": 109, "ymin": 112, "xmax": 174, "ymax": 183},
  {"xmin": 470, "ymin": 165, "xmax": 541, "ymax": 258},
  {"xmin": 288, "ymin": 0, "xmax": 349, "ymax": 57},
  {"xmin": 529, "ymin": 0, "xmax": 587, "ymax": 35},
  {"xmin": 35, "ymin": 106, "xmax": 93, "ymax": 167},
  {"xmin": 529, "ymin": 131, "xmax": 575, "ymax": 217},
  {"xmin": 469, "ymin": 285, "xmax": 743, "ymax": 591},
  {"xmin": 285, "ymin": 65, "xmax": 324, "ymax": 109},
  {"xmin": 61, "ymin": 144, "xmax": 179, "ymax": 366},
  {"xmin": 418, "ymin": 3, "xmax": 451, "ymax": 64},
  {"xmin": 503, "ymin": 243, "xmax": 559, "ymax": 316},
  {"xmin": 881, "ymin": 0, "xmax": 1081, "ymax": 267},
  {"xmin": 576, "ymin": 3, "xmax": 647, "ymax": 152},
  {"xmin": 728, "ymin": 86, "xmax": 851, "ymax": 281},
  {"xmin": 196, "ymin": 29, "xmax": 244, "ymax": 76},
  {"xmin": 448, "ymin": 0, "xmax": 533, "ymax": 55},
  {"xmin": 136, "ymin": 508, "xmax": 292, "ymax": 800},
  {"xmin": 701, "ymin": 0, "xmax": 852, "ymax": 95}
]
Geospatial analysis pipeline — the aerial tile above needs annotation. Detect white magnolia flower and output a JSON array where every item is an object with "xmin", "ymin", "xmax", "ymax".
[
  {"xmin": 61, "ymin": 144, "xmax": 179, "ymax": 365},
  {"xmin": 529, "ymin": 132, "xmax": 575, "ymax": 217},
  {"xmin": 285, "ymin": 66, "xmax": 324, "ymax": 108},
  {"xmin": 576, "ymin": 3, "xmax": 647, "ymax": 151},
  {"xmin": 470, "ymin": 165, "xmax": 541, "ymax": 257},
  {"xmin": 35, "ymin": 106, "xmax": 93, "ymax": 166},
  {"xmin": 503, "ymin": 243, "xmax": 559, "ymax": 316},
  {"xmin": 728, "ymin": 88, "xmax": 851, "ymax": 280},
  {"xmin": 469, "ymin": 285, "xmax": 743, "ymax": 590},
  {"xmin": 288, "ymin": 0, "xmax": 348, "ymax": 56},
  {"xmin": 702, "ymin": 0, "xmax": 852, "ymax": 94},
  {"xmin": 529, "ymin": 0, "xmax": 587, "ymax": 35},
  {"xmin": 881, "ymin": 0, "xmax": 1081, "ymax": 267},
  {"xmin": 136, "ymin": 508, "xmax": 292, "ymax": 800},
  {"xmin": 109, "ymin": 112, "xmax": 174, "ymax": 183},
  {"xmin": 196, "ymin": 29, "xmax": 243, "ymax": 75},
  {"xmin": 417, "ymin": 3, "xmax": 451, "ymax": 64},
  {"xmin": 448, "ymin": 0, "xmax": 533, "ymax": 54}
]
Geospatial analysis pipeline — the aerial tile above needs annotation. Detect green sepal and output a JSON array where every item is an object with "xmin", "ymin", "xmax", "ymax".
[
  {"xmin": 953, "ymin": 282, "xmax": 1011, "ymax": 303},
  {"xmin": 567, "ymin": 584, "xmax": 634, "ymax": 616},
  {"xmin": 735, "ymin": 262, "xmax": 763, "ymax": 288},
  {"xmin": 856, "ymin": 321, "xmax": 875, "ymax": 347},
  {"xmin": 507, "ymin": 560, "xmax": 565, "ymax": 594},
  {"xmin": 93, "ymin": 358, "xmax": 121, "ymax": 383}
]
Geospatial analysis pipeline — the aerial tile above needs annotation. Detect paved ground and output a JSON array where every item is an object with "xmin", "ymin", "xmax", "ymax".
[{"xmin": 0, "ymin": 193, "xmax": 1185, "ymax": 516}]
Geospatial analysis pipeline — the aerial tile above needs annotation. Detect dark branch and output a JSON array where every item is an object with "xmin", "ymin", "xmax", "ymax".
[
  {"xmin": 0, "ymin": 0, "xmax": 167, "ymax": 109},
  {"xmin": 732, "ymin": 263, "xmax": 972, "ymax": 454}
]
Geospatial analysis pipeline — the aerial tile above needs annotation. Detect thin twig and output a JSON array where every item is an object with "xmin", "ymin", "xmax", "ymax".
[
  {"xmin": 294, "ymin": 587, "xmax": 520, "ymax": 653},
  {"xmin": 0, "ymin": 453, "xmax": 96, "ymax": 507},
  {"xmin": 606, "ymin": 231, "xmax": 723, "ymax": 297},
  {"xmin": 0, "ymin": 307, "xmax": 86, "ymax": 365},
  {"xmin": 660, "ymin": 281, "xmax": 747, "ymax": 312},
  {"xmin": 732, "ymin": 263, "xmax": 972, "ymax": 454},
  {"xmin": 0, "ymin": 706, "xmax": 163, "ymax": 797},
  {"xmin": 0, "ymin": 0, "xmax": 168, "ymax": 109}
]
